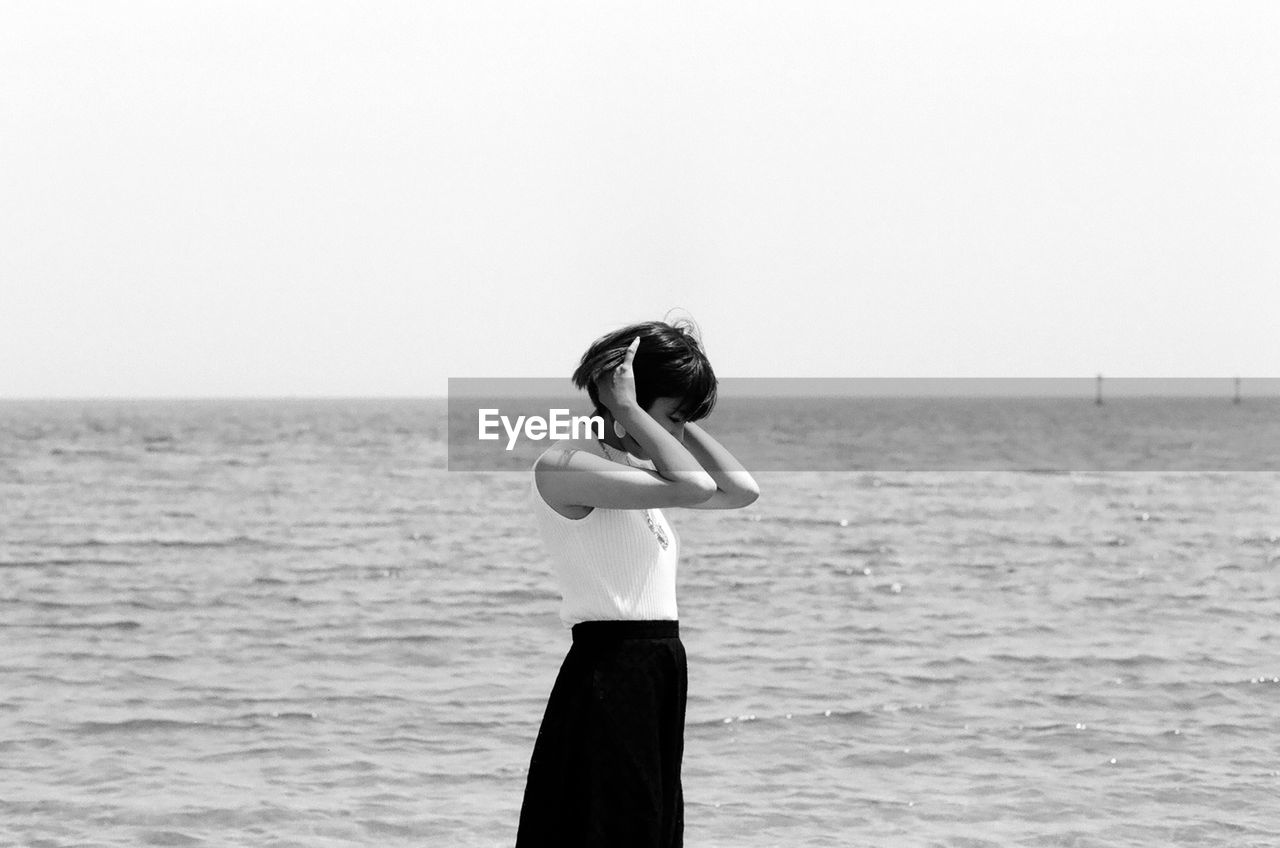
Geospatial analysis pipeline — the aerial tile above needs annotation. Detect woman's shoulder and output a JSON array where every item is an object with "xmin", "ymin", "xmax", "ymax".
[{"xmin": 532, "ymin": 437, "xmax": 603, "ymax": 520}]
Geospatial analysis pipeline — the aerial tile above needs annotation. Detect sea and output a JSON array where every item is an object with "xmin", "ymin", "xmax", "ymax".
[{"xmin": 1, "ymin": 398, "xmax": 1278, "ymax": 847}]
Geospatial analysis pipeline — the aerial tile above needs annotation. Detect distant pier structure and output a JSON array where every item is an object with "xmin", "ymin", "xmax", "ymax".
[{"xmin": 1090, "ymin": 375, "xmax": 1244, "ymax": 404}]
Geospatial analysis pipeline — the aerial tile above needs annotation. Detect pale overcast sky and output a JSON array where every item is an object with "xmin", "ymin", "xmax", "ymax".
[{"xmin": 2, "ymin": 1, "xmax": 1276, "ymax": 397}]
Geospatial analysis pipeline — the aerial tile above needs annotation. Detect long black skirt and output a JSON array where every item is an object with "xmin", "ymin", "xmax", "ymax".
[{"xmin": 516, "ymin": 620, "xmax": 687, "ymax": 848}]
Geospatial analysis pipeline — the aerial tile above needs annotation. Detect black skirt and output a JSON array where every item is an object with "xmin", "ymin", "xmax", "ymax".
[{"xmin": 516, "ymin": 620, "xmax": 687, "ymax": 848}]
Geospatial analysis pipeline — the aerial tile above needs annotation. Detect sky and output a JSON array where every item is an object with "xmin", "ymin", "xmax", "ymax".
[{"xmin": 2, "ymin": 1, "xmax": 1277, "ymax": 398}]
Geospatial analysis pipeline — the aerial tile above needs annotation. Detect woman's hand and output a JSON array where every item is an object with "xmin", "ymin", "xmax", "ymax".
[{"xmin": 595, "ymin": 336, "xmax": 641, "ymax": 416}]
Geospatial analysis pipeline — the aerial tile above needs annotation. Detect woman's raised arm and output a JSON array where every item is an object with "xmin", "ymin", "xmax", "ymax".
[{"xmin": 678, "ymin": 421, "xmax": 759, "ymax": 510}]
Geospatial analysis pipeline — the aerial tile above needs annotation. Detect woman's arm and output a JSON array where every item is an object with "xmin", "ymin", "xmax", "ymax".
[
  {"xmin": 536, "ymin": 405, "xmax": 717, "ymax": 512},
  {"xmin": 679, "ymin": 421, "xmax": 760, "ymax": 509},
  {"xmin": 614, "ymin": 401, "xmax": 714, "ymax": 496}
]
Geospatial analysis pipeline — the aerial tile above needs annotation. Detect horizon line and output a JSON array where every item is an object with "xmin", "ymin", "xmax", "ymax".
[
  {"xmin": 5, "ymin": 393, "xmax": 1280, "ymax": 402},
  {"xmin": 6, "ymin": 376, "xmax": 1279, "ymax": 402}
]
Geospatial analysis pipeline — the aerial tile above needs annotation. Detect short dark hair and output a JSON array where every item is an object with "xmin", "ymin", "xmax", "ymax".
[{"xmin": 572, "ymin": 319, "xmax": 717, "ymax": 421}]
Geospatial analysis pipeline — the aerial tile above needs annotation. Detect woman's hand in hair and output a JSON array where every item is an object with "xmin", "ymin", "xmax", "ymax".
[{"xmin": 595, "ymin": 336, "xmax": 641, "ymax": 416}]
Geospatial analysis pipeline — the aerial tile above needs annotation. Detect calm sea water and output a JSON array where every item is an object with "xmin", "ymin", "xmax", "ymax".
[{"xmin": 2, "ymin": 399, "xmax": 1278, "ymax": 847}]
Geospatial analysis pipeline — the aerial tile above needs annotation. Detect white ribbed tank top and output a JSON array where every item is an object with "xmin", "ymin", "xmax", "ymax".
[{"xmin": 530, "ymin": 445, "xmax": 680, "ymax": 628}]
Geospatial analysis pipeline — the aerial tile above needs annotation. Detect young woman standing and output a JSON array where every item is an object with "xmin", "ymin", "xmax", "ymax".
[{"xmin": 516, "ymin": 320, "xmax": 759, "ymax": 847}]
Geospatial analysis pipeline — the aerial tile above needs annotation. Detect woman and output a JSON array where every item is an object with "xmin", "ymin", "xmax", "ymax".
[{"xmin": 516, "ymin": 320, "xmax": 759, "ymax": 847}]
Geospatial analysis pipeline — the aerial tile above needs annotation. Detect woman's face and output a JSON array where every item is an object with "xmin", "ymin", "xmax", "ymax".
[{"xmin": 622, "ymin": 396, "xmax": 687, "ymax": 459}]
